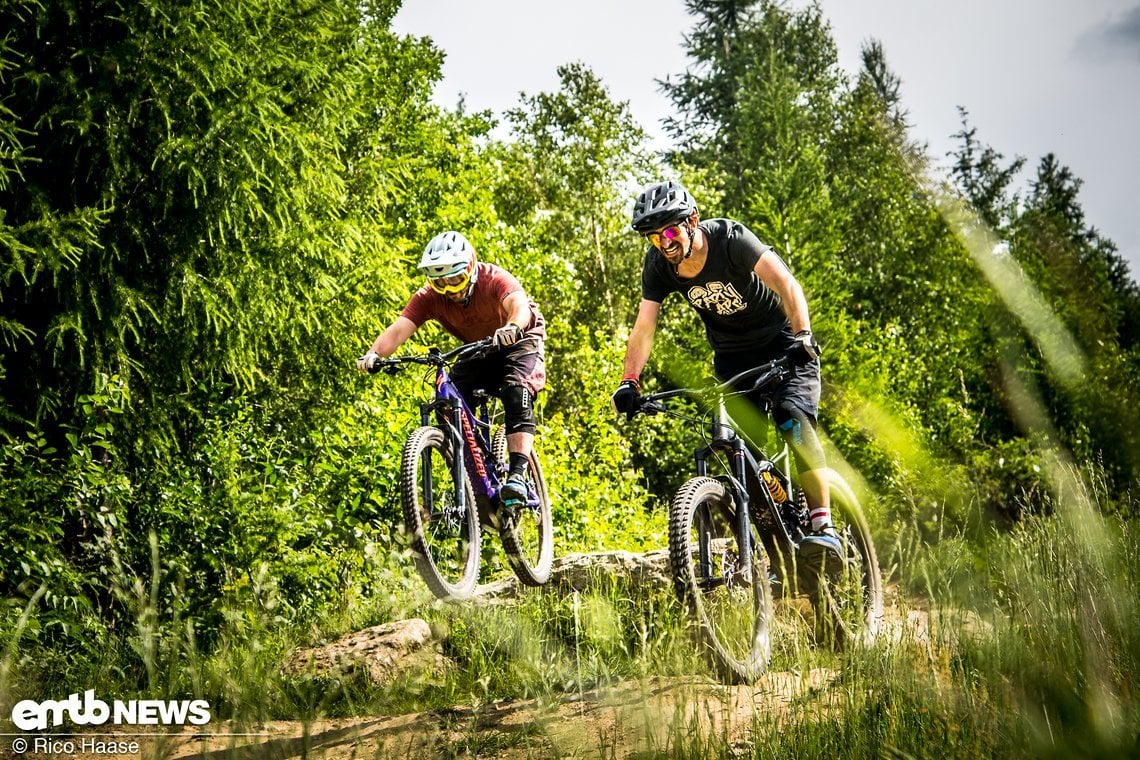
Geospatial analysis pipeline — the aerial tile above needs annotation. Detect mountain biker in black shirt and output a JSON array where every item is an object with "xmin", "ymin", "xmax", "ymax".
[{"xmin": 611, "ymin": 180, "xmax": 841, "ymax": 564}]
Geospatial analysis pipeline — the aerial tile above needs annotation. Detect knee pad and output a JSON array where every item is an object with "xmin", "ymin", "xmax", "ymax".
[
  {"xmin": 502, "ymin": 384, "xmax": 537, "ymax": 435},
  {"xmin": 773, "ymin": 401, "xmax": 825, "ymax": 472}
]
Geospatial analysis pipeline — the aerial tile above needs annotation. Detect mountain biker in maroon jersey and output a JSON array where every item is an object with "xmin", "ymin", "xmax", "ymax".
[
  {"xmin": 611, "ymin": 180, "xmax": 841, "ymax": 566},
  {"xmin": 357, "ymin": 231, "xmax": 546, "ymax": 508}
]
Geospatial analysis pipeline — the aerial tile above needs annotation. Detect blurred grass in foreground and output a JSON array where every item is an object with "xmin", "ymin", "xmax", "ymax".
[{"xmin": 2, "ymin": 193, "xmax": 1138, "ymax": 760}]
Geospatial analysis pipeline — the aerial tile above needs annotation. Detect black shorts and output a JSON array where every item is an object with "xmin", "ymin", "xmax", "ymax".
[
  {"xmin": 449, "ymin": 336, "xmax": 546, "ymax": 401},
  {"xmin": 713, "ymin": 348, "xmax": 820, "ymax": 422}
]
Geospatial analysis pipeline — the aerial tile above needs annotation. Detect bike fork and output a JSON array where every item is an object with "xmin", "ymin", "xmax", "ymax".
[
  {"xmin": 695, "ymin": 402, "xmax": 755, "ymax": 583},
  {"xmin": 730, "ymin": 442, "xmax": 753, "ymax": 580},
  {"xmin": 449, "ymin": 420, "xmax": 468, "ymax": 511},
  {"xmin": 416, "ymin": 424, "xmax": 466, "ymax": 514}
]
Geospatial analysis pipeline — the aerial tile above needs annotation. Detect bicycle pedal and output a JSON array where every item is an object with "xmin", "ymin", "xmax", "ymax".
[
  {"xmin": 499, "ymin": 476, "xmax": 528, "ymax": 506},
  {"xmin": 796, "ymin": 545, "xmax": 849, "ymax": 592}
]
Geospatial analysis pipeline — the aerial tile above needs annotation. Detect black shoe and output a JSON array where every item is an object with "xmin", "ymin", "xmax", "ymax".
[
  {"xmin": 500, "ymin": 475, "xmax": 527, "ymax": 506},
  {"xmin": 799, "ymin": 526, "xmax": 845, "ymax": 573}
]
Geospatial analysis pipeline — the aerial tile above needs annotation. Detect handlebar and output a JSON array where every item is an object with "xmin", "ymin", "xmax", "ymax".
[
  {"xmin": 636, "ymin": 354, "xmax": 794, "ymax": 417},
  {"xmin": 366, "ymin": 338, "xmax": 495, "ymax": 374}
]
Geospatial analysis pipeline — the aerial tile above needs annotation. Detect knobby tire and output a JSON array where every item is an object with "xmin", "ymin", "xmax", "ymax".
[
  {"xmin": 668, "ymin": 476, "xmax": 772, "ymax": 684},
  {"xmin": 399, "ymin": 426, "xmax": 480, "ymax": 601},
  {"xmin": 491, "ymin": 427, "xmax": 554, "ymax": 586},
  {"xmin": 805, "ymin": 474, "xmax": 883, "ymax": 649}
]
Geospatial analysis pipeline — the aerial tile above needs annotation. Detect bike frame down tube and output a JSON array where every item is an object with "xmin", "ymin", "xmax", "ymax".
[
  {"xmin": 699, "ymin": 398, "xmax": 800, "ymax": 550},
  {"xmin": 422, "ymin": 368, "xmax": 499, "ymax": 503}
]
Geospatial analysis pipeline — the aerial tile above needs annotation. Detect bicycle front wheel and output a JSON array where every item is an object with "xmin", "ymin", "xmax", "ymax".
[
  {"xmin": 400, "ymin": 426, "xmax": 480, "ymax": 601},
  {"xmin": 668, "ymin": 476, "xmax": 772, "ymax": 684},
  {"xmin": 493, "ymin": 428, "xmax": 554, "ymax": 586}
]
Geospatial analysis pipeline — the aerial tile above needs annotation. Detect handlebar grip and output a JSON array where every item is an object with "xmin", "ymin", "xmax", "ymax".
[{"xmin": 366, "ymin": 357, "xmax": 399, "ymax": 374}]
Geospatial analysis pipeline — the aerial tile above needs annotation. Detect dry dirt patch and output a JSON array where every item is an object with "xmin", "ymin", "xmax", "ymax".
[
  {"xmin": 69, "ymin": 670, "xmax": 836, "ymax": 760},
  {"xmin": 49, "ymin": 566, "xmax": 947, "ymax": 759}
]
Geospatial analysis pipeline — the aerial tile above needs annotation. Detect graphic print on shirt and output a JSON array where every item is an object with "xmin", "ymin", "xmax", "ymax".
[{"xmin": 686, "ymin": 282, "xmax": 746, "ymax": 316}]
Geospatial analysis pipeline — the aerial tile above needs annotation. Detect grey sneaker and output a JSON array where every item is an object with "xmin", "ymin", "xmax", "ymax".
[
  {"xmin": 799, "ymin": 525, "xmax": 845, "ymax": 572},
  {"xmin": 500, "ymin": 475, "xmax": 528, "ymax": 506}
]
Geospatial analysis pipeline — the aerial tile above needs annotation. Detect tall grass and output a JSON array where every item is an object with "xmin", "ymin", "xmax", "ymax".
[
  {"xmin": 4, "ymin": 248, "xmax": 1138, "ymax": 759},
  {"xmin": 2, "ymin": 490, "xmax": 1137, "ymax": 758}
]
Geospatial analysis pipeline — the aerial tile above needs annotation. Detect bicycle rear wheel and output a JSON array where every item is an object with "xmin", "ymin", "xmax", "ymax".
[
  {"xmin": 668, "ymin": 476, "xmax": 771, "ymax": 684},
  {"xmin": 805, "ymin": 474, "xmax": 882, "ymax": 649},
  {"xmin": 400, "ymin": 426, "xmax": 480, "ymax": 601},
  {"xmin": 492, "ymin": 428, "xmax": 554, "ymax": 586}
]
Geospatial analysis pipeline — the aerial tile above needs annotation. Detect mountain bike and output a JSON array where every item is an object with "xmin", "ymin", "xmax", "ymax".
[
  {"xmin": 635, "ymin": 355, "xmax": 882, "ymax": 683},
  {"xmin": 367, "ymin": 338, "xmax": 554, "ymax": 601}
]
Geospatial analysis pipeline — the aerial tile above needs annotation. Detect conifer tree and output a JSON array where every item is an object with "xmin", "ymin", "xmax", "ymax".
[{"xmin": 0, "ymin": 0, "xmax": 454, "ymax": 637}]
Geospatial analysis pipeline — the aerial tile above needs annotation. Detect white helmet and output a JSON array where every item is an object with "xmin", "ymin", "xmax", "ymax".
[{"xmin": 418, "ymin": 231, "xmax": 478, "ymax": 294}]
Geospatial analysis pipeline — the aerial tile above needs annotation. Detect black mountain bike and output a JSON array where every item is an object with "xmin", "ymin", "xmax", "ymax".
[
  {"xmin": 635, "ymin": 355, "xmax": 882, "ymax": 683},
  {"xmin": 368, "ymin": 338, "xmax": 554, "ymax": 601}
]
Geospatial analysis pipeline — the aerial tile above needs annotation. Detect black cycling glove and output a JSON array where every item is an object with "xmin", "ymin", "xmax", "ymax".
[
  {"xmin": 610, "ymin": 379, "xmax": 642, "ymax": 419},
  {"xmin": 789, "ymin": 330, "xmax": 822, "ymax": 365}
]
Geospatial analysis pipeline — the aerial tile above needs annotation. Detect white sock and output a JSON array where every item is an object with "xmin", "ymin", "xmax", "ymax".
[{"xmin": 810, "ymin": 508, "xmax": 831, "ymax": 532}]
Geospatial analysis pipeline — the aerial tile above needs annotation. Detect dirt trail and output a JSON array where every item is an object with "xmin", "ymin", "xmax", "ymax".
[
  {"xmin": 73, "ymin": 669, "xmax": 836, "ymax": 760},
  {"xmin": 65, "ymin": 605, "xmax": 939, "ymax": 760},
  {"xmin": 56, "ymin": 562, "xmax": 945, "ymax": 760}
]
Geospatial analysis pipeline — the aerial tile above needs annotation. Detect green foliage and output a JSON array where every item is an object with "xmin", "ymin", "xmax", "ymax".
[
  {"xmin": 533, "ymin": 323, "xmax": 666, "ymax": 550},
  {"xmin": 664, "ymin": 0, "xmax": 842, "ymax": 230},
  {"xmin": 1, "ymin": 9, "xmax": 1139, "ymax": 755},
  {"xmin": 0, "ymin": 0, "xmax": 467, "ymax": 680},
  {"xmin": 0, "ymin": 374, "xmax": 132, "ymax": 661},
  {"xmin": 420, "ymin": 574, "xmax": 699, "ymax": 705},
  {"xmin": 497, "ymin": 62, "xmax": 659, "ymax": 334},
  {"xmin": 656, "ymin": 0, "xmax": 1140, "ymax": 539},
  {"xmin": 949, "ymin": 107, "xmax": 1026, "ymax": 230}
]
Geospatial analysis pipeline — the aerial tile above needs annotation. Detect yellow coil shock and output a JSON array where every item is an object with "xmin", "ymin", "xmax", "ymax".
[{"xmin": 761, "ymin": 468, "xmax": 788, "ymax": 504}]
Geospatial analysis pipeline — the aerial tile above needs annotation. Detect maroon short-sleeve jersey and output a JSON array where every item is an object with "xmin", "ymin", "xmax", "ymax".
[{"xmin": 401, "ymin": 262, "xmax": 545, "ymax": 343}]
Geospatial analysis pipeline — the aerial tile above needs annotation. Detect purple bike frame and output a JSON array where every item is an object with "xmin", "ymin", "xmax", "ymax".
[{"xmin": 426, "ymin": 365, "xmax": 504, "ymax": 505}]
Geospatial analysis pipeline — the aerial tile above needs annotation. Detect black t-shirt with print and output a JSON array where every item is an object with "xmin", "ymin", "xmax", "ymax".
[{"xmin": 641, "ymin": 218, "xmax": 793, "ymax": 353}]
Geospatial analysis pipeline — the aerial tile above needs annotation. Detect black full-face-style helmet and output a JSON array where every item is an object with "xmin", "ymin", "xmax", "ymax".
[{"xmin": 630, "ymin": 180, "xmax": 698, "ymax": 233}]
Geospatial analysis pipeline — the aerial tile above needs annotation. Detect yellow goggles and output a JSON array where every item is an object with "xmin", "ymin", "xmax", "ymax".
[{"xmin": 428, "ymin": 270, "xmax": 471, "ymax": 295}]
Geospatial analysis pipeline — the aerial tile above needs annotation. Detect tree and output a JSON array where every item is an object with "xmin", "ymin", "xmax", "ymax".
[
  {"xmin": 661, "ymin": 0, "xmax": 754, "ymax": 170},
  {"xmin": 860, "ymin": 40, "xmax": 908, "ymax": 131},
  {"xmin": 662, "ymin": 0, "xmax": 842, "ymax": 233},
  {"xmin": 0, "ymin": 0, "xmax": 448, "ymax": 436},
  {"xmin": 1009, "ymin": 154, "xmax": 1140, "ymax": 484},
  {"xmin": 816, "ymin": 39, "xmax": 1013, "ymax": 522},
  {"xmin": 949, "ymin": 108, "xmax": 1025, "ymax": 232},
  {"xmin": 496, "ymin": 62, "xmax": 657, "ymax": 336},
  {"xmin": 0, "ymin": 0, "xmax": 461, "ymax": 646}
]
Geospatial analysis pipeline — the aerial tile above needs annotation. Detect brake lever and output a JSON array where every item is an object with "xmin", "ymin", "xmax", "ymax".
[{"xmin": 639, "ymin": 400, "xmax": 666, "ymax": 416}]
